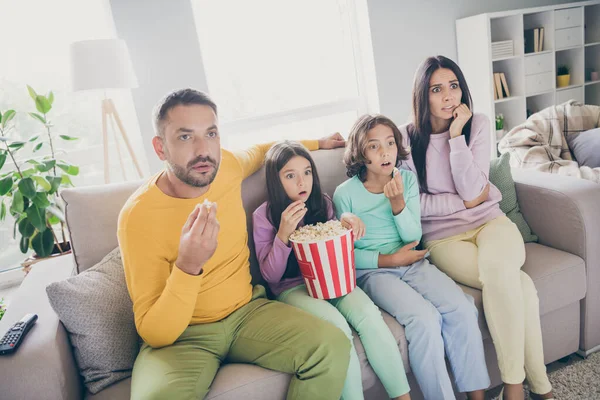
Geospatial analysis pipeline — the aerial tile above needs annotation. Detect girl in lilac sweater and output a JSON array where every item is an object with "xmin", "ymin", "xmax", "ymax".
[
  {"xmin": 400, "ymin": 56, "xmax": 554, "ymax": 400},
  {"xmin": 252, "ymin": 141, "xmax": 410, "ymax": 400}
]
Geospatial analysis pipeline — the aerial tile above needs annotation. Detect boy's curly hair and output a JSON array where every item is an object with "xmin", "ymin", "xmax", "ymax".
[{"xmin": 343, "ymin": 114, "xmax": 410, "ymax": 182}]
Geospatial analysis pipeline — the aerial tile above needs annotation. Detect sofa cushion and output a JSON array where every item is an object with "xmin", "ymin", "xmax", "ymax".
[
  {"xmin": 46, "ymin": 248, "xmax": 138, "ymax": 394},
  {"xmin": 489, "ymin": 152, "xmax": 537, "ymax": 243},
  {"xmin": 566, "ymin": 127, "xmax": 600, "ymax": 168},
  {"xmin": 62, "ymin": 181, "xmax": 143, "ymax": 273},
  {"xmin": 460, "ymin": 242, "xmax": 586, "ymax": 341}
]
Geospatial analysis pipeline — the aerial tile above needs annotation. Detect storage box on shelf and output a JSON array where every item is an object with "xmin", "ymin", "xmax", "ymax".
[{"xmin": 456, "ymin": 1, "xmax": 600, "ymax": 157}]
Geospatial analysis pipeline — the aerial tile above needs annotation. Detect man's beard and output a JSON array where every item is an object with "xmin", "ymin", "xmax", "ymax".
[{"xmin": 167, "ymin": 155, "xmax": 219, "ymax": 188}]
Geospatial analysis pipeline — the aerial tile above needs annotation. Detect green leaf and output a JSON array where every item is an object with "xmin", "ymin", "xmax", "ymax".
[
  {"xmin": 48, "ymin": 214, "xmax": 60, "ymax": 225},
  {"xmin": 0, "ymin": 111, "xmax": 2, "ymax": 122},
  {"xmin": 33, "ymin": 142, "xmax": 44, "ymax": 152},
  {"xmin": 59, "ymin": 135, "xmax": 78, "ymax": 141},
  {"xmin": 18, "ymin": 218, "xmax": 35, "ymax": 238},
  {"xmin": 47, "ymin": 176, "xmax": 62, "ymax": 194},
  {"xmin": 0, "ymin": 201, "xmax": 5, "ymax": 221},
  {"xmin": 29, "ymin": 112, "xmax": 46, "ymax": 124},
  {"xmin": 47, "ymin": 205, "xmax": 65, "ymax": 223},
  {"xmin": 47, "ymin": 91, "xmax": 54, "ymax": 105},
  {"xmin": 32, "ymin": 192, "xmax": 50, "ymax": 208},
  {"xmin": 19, "ymin": 235, "xmax": 29, "ymax": 253},
  {"xmin": 8, "ymin": 141, "xmax": 26, "ymax": 151},
  {"xmin": 27, "ymin": 85, "xmax": 38, "ymax": 100},
  {"xmin": 0, "ymin": 153, "xmax": 6, "ymax": 170},
  {"xmin": 35, "ymin": 95, "xmax": 51, "ymax": 114},
  {"xmin": 10, "ymin": 191, "xmax": 24, "ymax": 214},
  {"xmin": 57, "ymin": 163, "xmax": 79, "ymax": 176},
  {"xmin": 28, "ymin": 135, "xmax": 41, "ymax": 142},
  {"xmin": 35, "ymin": 160, "xmax": 55, "ymax": 173},
  {"xmin": 21, "ymin": 168, "xmax": 36, "ymax": 178},
  {"xmin": 32, "ymin": 228, "xmax": 54, "ymax": 257},
  {"xmin": 0, "ymin": 175, "xmax": 13, "ymax": 196},
  {"xmin": 61, "ymin": 175, "xmax": 74, "ymax": 187},
  {"xmin": 1, "ymin": 110, "xmax": 16, "ymax": 126},
  {"xmin": 26, "ymin": 204, "xmax": 46, "ymax": 232},
  {"xmin": 18, "ymin": 177, "xmax": 37, "ymax": 199},
  {"xmin": 32, "ymin": 176, "xmax": 51, "ymax": 192}
]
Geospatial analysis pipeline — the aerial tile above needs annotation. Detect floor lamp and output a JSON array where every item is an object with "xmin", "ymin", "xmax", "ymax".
[{"xmin": 70, "ymin": 39, "xmax": 143, "ymax": 183}]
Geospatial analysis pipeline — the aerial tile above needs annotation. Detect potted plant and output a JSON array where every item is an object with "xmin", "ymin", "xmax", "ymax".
[
  {"xmin": 495, "ymin": 114, "xmax": 505, "ymax": 141},
  {"xmin": 557, "ymin": 65, "xmax": 571, "ymax": 88},
  {"xmin": 0, "ymin": 86, "xmax": 79, "ymax": 273}
]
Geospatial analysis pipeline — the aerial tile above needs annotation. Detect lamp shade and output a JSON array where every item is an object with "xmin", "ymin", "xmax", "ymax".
[{"xmin": 70, "ymin": 39, "xmax": 138, "ymax": 91}]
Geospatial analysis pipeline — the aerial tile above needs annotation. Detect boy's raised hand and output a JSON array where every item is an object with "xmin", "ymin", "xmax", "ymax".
[
  {"xmin": 340, "ymin": 212, "xmax": 366, "ymax": 241},
  {"xmin": 277, "ymin": 200, "xmax": 307, "ymax": 245},
  {"xmin": 384, "ymin": 169, "xmax": 406, "ymax": 215},
  {"xmin": 176, "ymin": 202, "xmax": 220, "ymax": 276}
]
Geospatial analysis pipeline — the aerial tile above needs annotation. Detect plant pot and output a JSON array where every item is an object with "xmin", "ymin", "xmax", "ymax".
[
  {"xmin": 496, "ymin": 129, "xmax": 506, "ymax": 141},
  {"xmin": 22, "ymin": 241, "xmax": 72, "ymax": 275},
  {"xmin": 557, "ymin": 74, "xmax": 570, "ymax": 88}
]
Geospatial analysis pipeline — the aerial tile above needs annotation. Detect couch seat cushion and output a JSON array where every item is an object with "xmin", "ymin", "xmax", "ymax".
[{"xmin": 460, "ymin": 242, "xmax": 586, "ymax": 341}]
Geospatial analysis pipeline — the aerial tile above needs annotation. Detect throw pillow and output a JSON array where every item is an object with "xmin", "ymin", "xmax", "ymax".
[
  {"xmin": 489, "ymin": 152, "xmax": 538, "ymax": 243},
  {"xmin": 46, "ymin": 247, "xmax": 139, "ymax": 394},
  {"xmin": 566, "ymin": 127, "xmax": 600, "ymax": 168}
]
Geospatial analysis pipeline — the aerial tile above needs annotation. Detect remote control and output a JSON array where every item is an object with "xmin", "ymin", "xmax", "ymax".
[{"xmin": 0, "ymin": 313, "xmax": 38, "ymax": 355}]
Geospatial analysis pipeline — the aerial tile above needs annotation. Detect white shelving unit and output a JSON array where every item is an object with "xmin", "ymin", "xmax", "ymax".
[{"xmin": 456, "ymin": 1, "xmax": 600, "ymax": 157}]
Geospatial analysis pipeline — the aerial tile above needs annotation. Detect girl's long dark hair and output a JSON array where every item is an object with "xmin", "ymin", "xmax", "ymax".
[
  {"xmin": 408, "ymin": 55, "xmax": 473, "ymax": 193},
  {"xmin": 265, "ymin": 141, "xmax": 329, "ymax": 279}
]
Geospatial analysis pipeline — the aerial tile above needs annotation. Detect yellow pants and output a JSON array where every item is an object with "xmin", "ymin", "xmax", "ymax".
[{"xmin": 425, "ymin": 216, "xmax": 552, "ymax": 394}]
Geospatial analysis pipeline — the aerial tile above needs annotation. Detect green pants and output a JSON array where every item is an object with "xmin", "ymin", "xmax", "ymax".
[
  {"xmin": 279, "ymin": 285, "xmax": 410, "ymax": 400},
  {"xmin": 131, "ymin": 286, "xmax": 351, "ymax": 400}
]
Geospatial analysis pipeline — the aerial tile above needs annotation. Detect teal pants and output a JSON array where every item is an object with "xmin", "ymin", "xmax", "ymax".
[
  {"xmin": 131, "ymin": 286, "xmax": 351, "ymax": 400},
  {"xmin": 278, "ymin": 285, "xmax": 410, "ymax": 399}
]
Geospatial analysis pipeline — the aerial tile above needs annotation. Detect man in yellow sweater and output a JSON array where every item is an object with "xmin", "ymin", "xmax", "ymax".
[{"xmin": 118, "ymin": 88, "xmax": 350, "ymax": 400}]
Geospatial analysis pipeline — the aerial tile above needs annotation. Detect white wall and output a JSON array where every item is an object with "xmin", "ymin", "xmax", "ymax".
[
  {"xmin": 110, "ymin": 0, "xmax": 209, "ymax": 174},
  {"xmin": 366, "ymin": 0, "xmax": 575, "ymax": 125}
]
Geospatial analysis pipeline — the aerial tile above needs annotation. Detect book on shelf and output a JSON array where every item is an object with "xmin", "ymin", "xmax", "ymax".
[
  {"xmin": 524, "ymin": 27, "xmax": 545, "ymax": 53},
  {"xmin": 493, "ymin": 78, "xmax": 498, "ymax": 100},
  {"xmin": 494, "ymin": 73, "xmax": 504, "ymax": 99},
  {"xmin": 500, "ymin": 73, "xmax": 511, "ymax": 97}
]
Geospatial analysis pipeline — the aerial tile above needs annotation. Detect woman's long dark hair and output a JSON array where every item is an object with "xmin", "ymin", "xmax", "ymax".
[
  {"xmin": 265, "ymin": 141, "xmax": 329, "ymax": 279},
  {"xmin": 408, "ymin": 55, "xmax": 473, "ymax": 193}
]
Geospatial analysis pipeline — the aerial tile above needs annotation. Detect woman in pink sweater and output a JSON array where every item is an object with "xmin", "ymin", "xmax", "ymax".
[{"xmin": 399, "ymin": 56, "xmax": 554, "ymax": 400}]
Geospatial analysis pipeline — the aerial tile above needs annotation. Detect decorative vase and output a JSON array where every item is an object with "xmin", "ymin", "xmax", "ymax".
[
  {"xmin": 496, "ymin": 129, "xmax": 506, "ymax": 141},
  {"xmin": 557, "ymin": 74, "xmax": 570, "ymax": 88}
]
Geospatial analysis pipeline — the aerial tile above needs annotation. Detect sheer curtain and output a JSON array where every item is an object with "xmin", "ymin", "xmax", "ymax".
[{"xmin": 0, "ymin": 0, "xmax": 147, "ymax": 272}]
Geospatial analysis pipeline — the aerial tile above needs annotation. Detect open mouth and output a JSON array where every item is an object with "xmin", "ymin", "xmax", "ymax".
[
  {"xmin": 381, "ymin": 161, "xmax": 392, "ymax": 168},
  {"xmin": 299, "ymin": 191, "xmax": 308, "ymax": 197},
  {"xmin": 442, "ymin": 105, "xmax": 456, "ymax": 112}
]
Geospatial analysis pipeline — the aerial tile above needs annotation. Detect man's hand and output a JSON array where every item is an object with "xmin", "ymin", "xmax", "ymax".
[
  {"xmin": 384, "ymin": 171, "xmax": 405, "ymax": 215},
  {"xmin": 449, "ymin": 104, "xmax": 473, "ymax": 139},
  {"xmin": 318, "ymin": 132, "xmax": 346, "ymax": 149},
  {"xmin": 379, "ymin": 241, "xmax": 428, "ymax": 267},
  {"xmin": 175, "ymin": 202, "xmax": 220, "ymax": 275},
  {"xmin": 464, "ymin": 183, "xmax": 490, "ymax": 209},
  {"xmin": 340, "ymin": 212, "xmax": 366, "ymax": 241},
  {"xmin": 277, "ymin": 200, "xmax": 307, "ymax": 245}
]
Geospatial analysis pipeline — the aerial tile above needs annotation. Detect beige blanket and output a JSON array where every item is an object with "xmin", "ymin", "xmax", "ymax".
[{"xmin": 498, "ymin": 101, "xmax": 600, "ymax": 182}]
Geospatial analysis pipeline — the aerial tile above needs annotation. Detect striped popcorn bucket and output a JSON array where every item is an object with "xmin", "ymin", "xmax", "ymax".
[{"xmin": 290, "ymin": 230, "xmax": 356, "ymax": 300}]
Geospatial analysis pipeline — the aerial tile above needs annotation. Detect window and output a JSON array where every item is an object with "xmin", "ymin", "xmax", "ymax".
[
  {"xmin": 191, "ymin": 0, "xmax": 379, "ymax": 149},
  {"xmin": 0, "ymin": 0, "xmax": 146, "ymax": 273}
]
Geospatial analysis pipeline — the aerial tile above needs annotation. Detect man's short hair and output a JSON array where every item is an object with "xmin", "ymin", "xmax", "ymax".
[{"xmin": 153, "ymin": 88, "xmax": 217, "ymax": 138}]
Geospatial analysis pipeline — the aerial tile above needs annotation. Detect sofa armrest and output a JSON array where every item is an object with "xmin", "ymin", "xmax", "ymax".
[
  {"xmin": 0, "ymin": 255, "xmax": 83, "ymax": 400},
  {"xmin": 512, "ymin": 169, "xmax": 600, "ymax": 351}
]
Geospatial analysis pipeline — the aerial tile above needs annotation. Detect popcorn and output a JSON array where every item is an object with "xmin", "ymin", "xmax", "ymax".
[
  {"xmin": 202, "ymin": 199, "xmax": 214, "ymax": 209},
  {"xmin": 392, "ymin": 167, "xmax": 399, "ymax": 177},
  {"xmin": 290, "ymin": 220, "xmax": 350, "ymax": 243}
]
